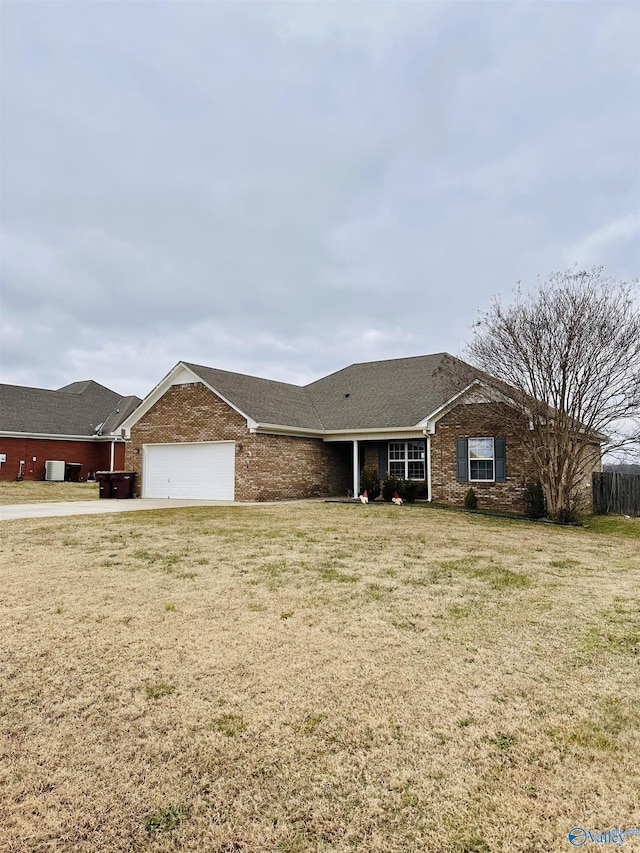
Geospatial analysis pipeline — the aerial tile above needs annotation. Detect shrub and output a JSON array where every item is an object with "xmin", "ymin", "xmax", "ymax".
[
  {"xmin": 553, "ymin": 490, "xmax": 587, "ymax": 524},
  {"xmin": 400, "ymin": 479, "xmax": 419, "ymax": 503},
  {"xmin": 464, "ymin": 487, "xmax": 478, "ymax": 510},
  {"xmin": 524, "ymin": 481, "xmax": 547, "ymax": 519},
  {"xmin": 359, "ymin": 464, "xmax": 381, "ymax": 501},
  {"xmin": 554, "ymin": 506, "xmax": 579, "ymax": 525},
  {"xmin": 382, "ymin": 473, "xmax": 402, "ymax": 502}
]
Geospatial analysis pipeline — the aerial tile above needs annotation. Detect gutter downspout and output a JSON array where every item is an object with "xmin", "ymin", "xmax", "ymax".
[
  {"xmin": 352, "ymin": 439, "xmax": 359, "ymax": 498},
  {"xmin": 424, "ymin": 430, "xmax": 432, "ymax": 502}
]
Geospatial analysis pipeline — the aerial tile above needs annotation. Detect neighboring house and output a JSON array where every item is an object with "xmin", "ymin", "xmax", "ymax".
[
  {"xmin": 121, "ymin": 352, "xmax": 602, "ymax": 512},
  {"xmin": 0, "ymin": 380, "xmax": 141, "ymax": 482}
]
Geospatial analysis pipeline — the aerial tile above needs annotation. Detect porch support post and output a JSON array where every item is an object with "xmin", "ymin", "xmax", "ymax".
[
  {"xmin": 426, "ymin": 434, "xmax": 432, "ymax": 502},
  {"xmin": 352, "ymin": 439, "xmax": 359, "ymax": 498}
]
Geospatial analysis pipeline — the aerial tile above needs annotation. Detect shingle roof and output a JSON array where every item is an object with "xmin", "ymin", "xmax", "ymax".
[
  {"xmin": 183, "ymin": 363, "xmax": 325, "ymax": 430},
  {"xmin": 0, "ymin": 380, "xmax": 142, "ymax": 436},
  {"xmin": 305, "ymin": 353, "xmax": 477, "ymax": 429},
  {"xmin": 185, "ymin": 353, "xmax": 479, "ymax": 431}
]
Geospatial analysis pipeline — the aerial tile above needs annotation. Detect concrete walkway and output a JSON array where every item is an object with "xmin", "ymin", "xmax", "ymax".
[{"xmin": 0, "ymin": 498, "xmax": 253, "ymax": 521}]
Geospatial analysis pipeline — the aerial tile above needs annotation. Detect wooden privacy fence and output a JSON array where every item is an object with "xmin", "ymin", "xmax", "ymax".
[{"xmin": 592, "ymin": 472, "xmax": 640, "ymax": 516}]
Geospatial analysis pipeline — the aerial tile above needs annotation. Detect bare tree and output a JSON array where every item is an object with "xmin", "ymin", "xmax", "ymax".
[{"xmin": 466, "ymin": 267, "xmax": 640, "ymax": 521}]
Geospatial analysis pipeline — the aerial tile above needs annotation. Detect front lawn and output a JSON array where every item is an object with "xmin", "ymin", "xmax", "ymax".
[
  {"xmin": 1, "ymin": 503, "xmax": 638, "ymax": 852},
  {"xmin": 0, "ymin": 480, "xmax": 99, "ymax": 504}
]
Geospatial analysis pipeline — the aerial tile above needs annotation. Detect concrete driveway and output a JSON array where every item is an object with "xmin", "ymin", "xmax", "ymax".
[{"xmin": 0, "ymin": 498, "xmax": 251, "ymax": 521}]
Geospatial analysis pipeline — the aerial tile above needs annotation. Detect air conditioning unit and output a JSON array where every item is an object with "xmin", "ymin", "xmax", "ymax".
[{"xmin": 45, "ymin": 460, "xmax": 65, "ymax": 481}]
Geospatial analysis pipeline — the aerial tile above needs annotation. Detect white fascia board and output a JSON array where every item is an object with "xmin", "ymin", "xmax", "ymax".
[
  {"xmin": 322, "ymin": 427, "xmax": 427, "ymax": 442},
  {"xmin": 417, "ymin": 380, "xmax": 517, "ymax": 433},
  {"xmin": 118, "ymin": 362, "xmax": 194, "ymax": 433},
  {"xmin": 0, "ymin": 431, "xmax": 124, "ymax": 442},
  {"xmin": 252, "ymin": 424, "xmax": 429, "ymax": 441},
  {"xmin": 250, "ymin": 423, "xmax": 325, "ymax": 438},
  {"xmin": 416, "ymin": 381, "xmax": 482, "ymax": 432},
  {"xmin": 118, "ymin": 362, "xmax": 254, "ymax": 437}
]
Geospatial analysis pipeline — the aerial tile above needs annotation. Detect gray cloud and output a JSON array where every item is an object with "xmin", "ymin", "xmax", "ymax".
[{"xmin": 1, "ymin": 1, "xmax": 638, "ymax": 397}]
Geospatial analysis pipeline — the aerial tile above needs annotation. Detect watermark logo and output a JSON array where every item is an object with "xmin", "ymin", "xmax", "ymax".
[
  {"xmin": 568, "ymin": 827, "xmax": 640, "ymax": 846},
  {"xmin": 568, "ymin": 828, "xmax": 588, "ymax": 847}
]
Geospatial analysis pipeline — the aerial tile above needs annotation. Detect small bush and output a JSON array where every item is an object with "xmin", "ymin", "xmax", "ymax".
[
  {"xmin": 524, "ymin": 481, "xmax": 547, "ymax": 519},
  {"xmin": 464, "ymin": 488, "xmax": 478, "ymax": 510},
  {"xmin": 382, "ymin": 473, "xmax": 402, "ymax": 502},
  {"xmin": 359, "ymin": 464, "xmax": 381, "ymax": 501},
  {"xmin": 553, "ymin": 505, "xmax": 580, "ymax": 525},
  {"xmin": 553, "ymin": 489, "xmax": 587, "ymax": 524},
  {"xmin": 400, "ymin": 480, "xmax": 419, "ymax": 503}
]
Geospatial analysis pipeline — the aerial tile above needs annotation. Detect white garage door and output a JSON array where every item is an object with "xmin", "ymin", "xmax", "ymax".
[{"xmin": 143, "ymin": 441, "xmax": 235, "ymax": 500}]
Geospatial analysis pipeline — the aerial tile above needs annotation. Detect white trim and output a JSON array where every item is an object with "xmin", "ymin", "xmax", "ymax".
[
  {"xmin": 468, "ymin": 436, "xmax": 496, "ymax": 482},
  {"xmin": 118, "ymin": 362, "xmax": 254, "ymax": 437},
  {"xmin": 352, "ymin": 439, "xmax": 359, "ymax": 498},
  {"xmin": 250, "ymin": 422, "xmax": 325, "ymax": 437},
  {"xmin": 0, "ymin": 431, "xmax": 125, "ymax": 442},
  {"xmin": 426, "ymin": 434, "xmax": 432, "ymax": 501},
  {"xmin": 418, "ymin": 380, "xmax": 516, "ymax": 433},
  {"xmin": 387, "ymin": 439, "xmax": 426, "ymax": 481},
  {"xmin": 323, "ymin": 427, "xmax": 426, "ymax": 442}
]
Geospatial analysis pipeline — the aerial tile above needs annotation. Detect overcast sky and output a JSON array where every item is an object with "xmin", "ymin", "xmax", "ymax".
[{"xmin": 1, "ymin": 1, "xmax": 638, "ymax": 398}]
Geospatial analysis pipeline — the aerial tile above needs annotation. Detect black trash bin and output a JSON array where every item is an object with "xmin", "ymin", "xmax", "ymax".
[
  {"xmin": 112, "ymin": 472, "xmax": 136, "ymax": 499},
  {"xmin": 96, "ymin": 471, "xmax": 113, "ymax": 499},
  {"xmin": 65, "ymin": 463, "xmax": 83, "ymax": 482}
]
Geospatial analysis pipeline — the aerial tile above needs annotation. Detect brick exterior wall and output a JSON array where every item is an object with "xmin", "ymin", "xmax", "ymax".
[
  {"xmin": 125, "ymin": 382, "xmax": 351, "ymax": 501},
  {"xmin": 0, "ymin": 437, "xmax": 124, "ymax": 481},
  {"xmin": 123, "ymin": 387, "xmax": 602, "ymax": 511},
  {"xmin": 430, "ymin": 402, "xmax": 529, "ymax": 513},
  {"xmin": 430, "ymin": 402, "xmax": 602, "ymax": 514}
]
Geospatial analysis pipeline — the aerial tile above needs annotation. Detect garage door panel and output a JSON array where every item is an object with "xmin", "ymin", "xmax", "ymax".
[{"xmin": 143, "ymin": 442, "xmax": 235, "ymax": 500}]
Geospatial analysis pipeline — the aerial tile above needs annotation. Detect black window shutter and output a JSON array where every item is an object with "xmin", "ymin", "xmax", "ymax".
[
  {"xmin": 456, "ymin": 438, "xmax": 468, "ymax": 482},
  {"xmin": 495, "ymin": 437, "xmax": 506, "ymax": 482},
  {"xmin": 378, "ymin": 443, "xmax": 388, "ymax": 478}
]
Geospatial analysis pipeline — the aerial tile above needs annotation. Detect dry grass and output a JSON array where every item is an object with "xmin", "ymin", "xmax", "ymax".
[
  {"xmin": 0, "ymin": 480, "xmax": 99, "ymax": 504},
  {"xmin": 1, "ymin": 503, "xmax": 639, "ymax": 852}
]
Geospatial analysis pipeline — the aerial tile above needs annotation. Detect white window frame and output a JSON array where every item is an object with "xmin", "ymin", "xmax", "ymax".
[
  {"xmin": 468, "ymin": 437, "xmax": 495, "ymax": 482},
  {"xmin": 388, "ymin": 441, "xmax": 426, "ymax": 480}
]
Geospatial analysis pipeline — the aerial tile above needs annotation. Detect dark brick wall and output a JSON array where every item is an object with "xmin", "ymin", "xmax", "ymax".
[
  {"xmin": 125, "ymin": 382, "xmax": 351, "ymax": 501},
  {"xmin": 0, "ymin": 437, "xmax": 124, "ymax": 481}
]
